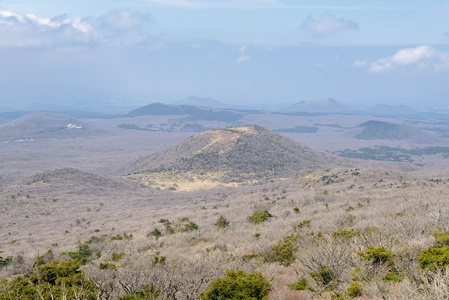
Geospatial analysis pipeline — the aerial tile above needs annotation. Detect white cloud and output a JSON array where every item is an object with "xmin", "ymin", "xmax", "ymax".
[
  {"xmin": 101, "ymin": 10, "xmax": 150, "ymax": 31},
  {"xmin": 0, "ymin": 10, "xmax": 155, "ymax": 48},
  {"xmin": 302, "ymin": 13, "xmax": 358, "ymax": 34},
  {"xmin": 0, "ymin": 10, "xmax": 94, "ymax": 48},
  {"xmin": 353, "ymin": 60, "xmax": 367, "ymax": 67},
  {"xmin": 239, "ymin": 44, "xmax": 248, "ymax": 53},
  {"xmin": 237, "ymin": 55, "xmax": 251, "ymax": 63},
  {"xmin": 365, "ymin": 45, "xmax": 449, "ymax": 73}
]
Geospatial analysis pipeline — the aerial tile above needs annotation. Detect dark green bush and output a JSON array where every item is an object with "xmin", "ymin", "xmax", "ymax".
[
  {"xmin": 199, "ymin": 269, "xmax": 271, "ymax": 300},
  {"xmin": 147, "ymin": 228, "xmax": 162, "ymax": 238},
  {"xmin": 214, "ymin": 216, "xmax": 230, "ymax": 228},
  {"xmin": 180, "ymin": 221, "xmax": 199, "ymax": 232},
  {"xmin": 310, "ymin": 265, "xmax": 335, "ymax": 289},
  {"xmin": 248, "ymin": 210, "xmax": 273, "ymax": 225}
]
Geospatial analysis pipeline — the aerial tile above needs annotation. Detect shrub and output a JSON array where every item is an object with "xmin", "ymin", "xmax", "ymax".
[
  {"xmin": 0, "ymin": 256, "xmax": 13, "ymax": 268},
  {"xmin": 241, "ymin": 253, "xmax": 261, "ymax": 262},
  {"xmin": 214, "ymin": 216, "xmax": 230, "ymax": 228},
  {"xmin": 180, "ymin": 221, "xmax": 199, "ymax": 232},
  {"xmin": 112, "ymin": 252, "xmax": 125, "ymax": 261},
  {"xmin": 99, "ymin": 262, "xmax": 117, "ymax": 270},
  {"xmin": 0, "ymin": 259, "xmax": 98, "ymax": 299},
  {"xmin": 265, "ymin": 239, "xmax": 297, "ymax": 266},
  {"xmin": 288, "ymin": 276, "xmax": 315, "ymax": 292},
  {"xmin": 199, "ymin": 269, "xmax": 271, "ymax": 300},
  {"xmin": 248, "ymin": 210, "xmax": 274, "ymax": 224},
  {"xmin": 332, "ymin": 229, "xmax": 360, "ymax": 239},
  {"xmin": 417, "ymin": 245, "xmax": 449, "ymax": 270},
  {"xmin": 118, "ymin": 284, "xmax": 161, "ymax": 300},
  {"xmin": 310, "ymin": 265, "xmax": 336, "ymax": 289},
  {"xmin": 294, "ymin": 219, "xmax": 311, "ymax": 230},
  {"xmin": 434, "ymin": 231, "xmax": 449, "ymax": 247},
  {"xmin": 346, "ymin": 282, "xmax": 363, "ymax": 298},
  {"xmin": 147, "ymin": 228, "xmax": 162, "ymax": 238},
  {"xmin": 357, "ymin": 246, "xmax": 394, "ymax": 266}
]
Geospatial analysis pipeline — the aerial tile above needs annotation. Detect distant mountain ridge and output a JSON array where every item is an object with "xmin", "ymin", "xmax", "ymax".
[
  {"xmin": 0, "ymin": 112, "xmax": 103, "ymax": 141},
  {"xmin": 287, "ymin": 98, "xmax": 349, "ymax": 113},
  {"xmin": 123, "ymin": 102, "xmax": 243, "ymax": 122}
]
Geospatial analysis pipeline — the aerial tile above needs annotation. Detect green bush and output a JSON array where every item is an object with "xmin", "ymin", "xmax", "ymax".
[
  {"xmin": 417, "ymin": 245, "xmax": 449, "ymax": 270},
  {"xmin": 163, "ymin": 220, "xmax": 175, "ymax": 234},
  {"xmin": 199, "ymin": 269, "xmax": 271, "ymax": 300},
  {"xmin": 112, "ymin": 252, "xmax": 125, "ymax": 261},
  {"xmin": 434, "ymin": 231, "xmax": 449, "ymax": 247},
  {"xmin": 332, "ymin": 229, "xmax": 360, "ymax": 239},
  {"xmin": 265, "ymin": 239, "xmax": 297, "ymax": 266},
  {"xmin": 180, "ymin": 221, "xmax": 199, "ymax": 232},
  {"xmin": 248, "ymin": 210, "xmax": 274, "ymax": 225},
  {"xmin": 118, "ymin": 284, "xmax": 161, "ymax": 300},
  {"xmin": 288, "ymin": 276, "xmax": 315, "ymax": 292},
  {"xmin": 357, "ymin": 246, "xmax": 394, "ymax": 266},
  {"xmin": 147, "ymin": 228, "xmax": 162, "ymax": 238},
  {"xmin": 310, "ymin": 265, "xmax": 335, "ymax": 289},
  {"xmin": 346, "ymin": 282, "xmax": 363, "ymax": 298},
  {"xmin": 99, "ymin": 262, "xmax": 117, "ymax": 270},
  {"xmin": 0, "ymin": 259, "xmax": 98, "ymax": 299},
  {"xmin": 0, "ymin": 256, "xmax": 13, "ymax": 268},
  {"xmin": 214, "ymin": 216, "xmax": 230, "ymax": 228}
]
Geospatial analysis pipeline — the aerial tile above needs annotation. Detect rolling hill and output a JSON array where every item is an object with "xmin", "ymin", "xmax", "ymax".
[
  {"xmin": 351, "ymin": 120, "xmax": 439, "ymax": 143},
  {"xmin": 287, "ymin": 98, "xmax": 349, "ymax": 113},
  {"xmin": 123, "ymin": 125, "xmax": 350, "ymax": 190},
  {"xmin": 123, "ymin": 102, "xmax": 243, "ymax": 122},
  {"xmin": 0, "ymin": 112, "xmax": 102, "ymax": 141}
]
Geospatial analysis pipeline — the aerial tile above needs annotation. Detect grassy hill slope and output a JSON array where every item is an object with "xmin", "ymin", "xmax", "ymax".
[{"xmin": 123, "ymin": 125, "xmax": 349, "ymax": 190}]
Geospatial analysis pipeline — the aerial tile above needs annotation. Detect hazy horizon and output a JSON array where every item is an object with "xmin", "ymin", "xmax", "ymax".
[{"xmin": 1, "ymin": 1, "xmax": 448, "ymax": 112}]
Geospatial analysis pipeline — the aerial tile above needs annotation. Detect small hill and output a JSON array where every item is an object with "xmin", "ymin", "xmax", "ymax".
[
  {"xmin": 174, "ymin": 96, "xmax": 225, "ymax": 108},
  {"xmin": 352, "ymin": 120, "xmax": 438, "ymax": 143},
  {"xmin": 3, "ymin": 168, "xmax": 142, "ymax": 198},
  {"xmin": 287, "ymin": 98, "xmax": 349, "ymax": 113},
  {"xmin": 0, "ymin": 112, "xmax": 102, "ymax": 141},
  {"xmin": 123, "ymin": 125, "xmax": 349, "ymax": 190},
  {"xmin": 123, "ymin": 102, "xmax": 243, "ymax": 122},
  {"xmin": 0, "ymin": 168, "xmax": 144, "ymax": 217}
]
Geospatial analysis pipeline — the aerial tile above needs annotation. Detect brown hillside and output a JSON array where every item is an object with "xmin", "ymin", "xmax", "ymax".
[
  {"xmin": 0, "ymin": 112, "xmax": 103, "ymax": 141},
  {"xmin": 123, "ymin": 125, "xmax": 350, "ymax": 190}
]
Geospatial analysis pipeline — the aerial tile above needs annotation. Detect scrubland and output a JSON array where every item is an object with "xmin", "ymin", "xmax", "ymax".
[{"xmin": 2, "ymin": 167, "xmax": 449, "ymax": 299}]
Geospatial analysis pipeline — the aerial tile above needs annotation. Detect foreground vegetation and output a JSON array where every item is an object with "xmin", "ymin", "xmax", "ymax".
[{"xmin": 2, "ymin": 168, "xmax": 449, "ymax": 299}]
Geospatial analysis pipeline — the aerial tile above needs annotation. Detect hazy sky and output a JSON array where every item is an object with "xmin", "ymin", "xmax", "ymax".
[{"xmin": 1, "ymin": 0, "xmax": 449, "ymax": 111}]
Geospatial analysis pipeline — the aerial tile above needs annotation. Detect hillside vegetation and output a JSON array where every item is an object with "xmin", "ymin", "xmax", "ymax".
[
  {"xmin": 2, "ymin": 167, "xmax": 449, "ymax": 299},
  {"xmin": 1, "ymin": 124, "xmax": 449, "ymax": 299},
  {"xmin": 124, "ymin": 126, "xmax": 349, "ymax": 191}
]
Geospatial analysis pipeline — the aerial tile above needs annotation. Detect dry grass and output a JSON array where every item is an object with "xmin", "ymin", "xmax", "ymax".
[{"xmin": 2, "ymin": 165, "xmax": 449, "ymax": 299}]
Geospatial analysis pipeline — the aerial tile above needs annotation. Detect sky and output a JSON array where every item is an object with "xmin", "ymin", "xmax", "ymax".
[{"xmin": 0, "ymin": 0, "xmax": 449, "ymax": 112}]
